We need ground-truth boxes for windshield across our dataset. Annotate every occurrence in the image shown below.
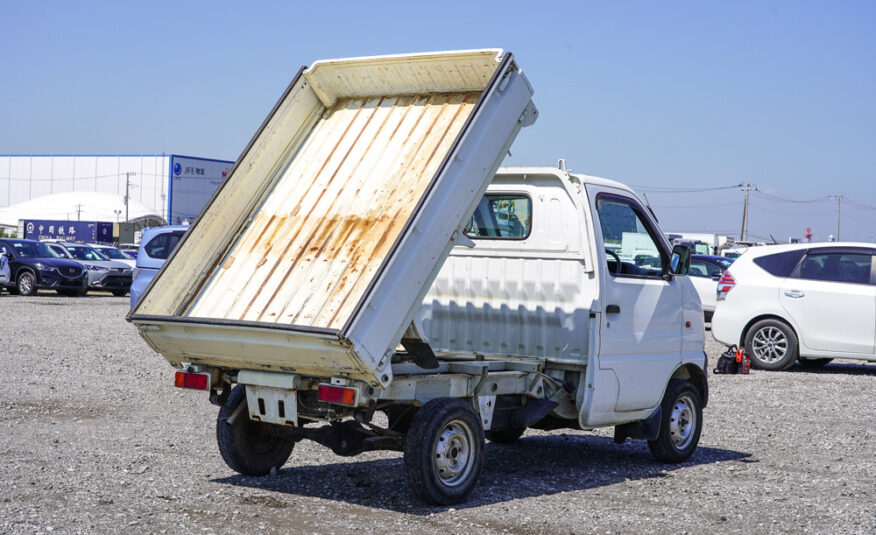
[97,247,131,260]
[65,245,109,261]
[7,241,62,259]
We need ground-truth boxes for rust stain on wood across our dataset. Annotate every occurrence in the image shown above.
[184,91,478,329]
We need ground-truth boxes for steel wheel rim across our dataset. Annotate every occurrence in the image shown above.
[669,394,696,450]
[752,326,788,363]
[19,274,33,294]
[433,418,475,487]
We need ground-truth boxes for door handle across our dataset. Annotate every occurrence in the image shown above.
[784,290,805,298]
[606,304,621,314]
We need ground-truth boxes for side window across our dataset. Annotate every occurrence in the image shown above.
[596,195,665,278]
[464,194,532,239]
[753,250,804,277]
[796,253,872,284]
[144,232,183,260]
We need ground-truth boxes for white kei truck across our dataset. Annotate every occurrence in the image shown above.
[128,49,708,505]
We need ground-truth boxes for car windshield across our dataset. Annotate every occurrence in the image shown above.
[98,247,131,260]
[65,246,109,261]
[8,241,62,259]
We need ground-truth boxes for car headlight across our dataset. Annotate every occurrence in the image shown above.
[34,262,58,272]
[87,265,108,272]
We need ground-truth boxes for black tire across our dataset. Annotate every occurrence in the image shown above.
[647,379,703,464]
[17,271,37,296]
[799,358,833,370]
[745,319,798,371]
[216,385,294,476]
[112,289,128,297]
[404,398,485,505]
[485,427,526,444]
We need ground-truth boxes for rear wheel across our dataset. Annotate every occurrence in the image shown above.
[216,385,294,476]
[404,398,485,505]
[648,379,703,463]
[17,272,36,296]
[745,319,798,370]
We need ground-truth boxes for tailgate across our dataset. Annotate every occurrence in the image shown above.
[129,49,537,387]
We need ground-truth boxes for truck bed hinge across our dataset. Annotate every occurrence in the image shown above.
[400,323,439,370]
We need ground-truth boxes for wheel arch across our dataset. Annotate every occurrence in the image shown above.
[16,266,36,280]
[670,364,708,408]
[740,314,798,348]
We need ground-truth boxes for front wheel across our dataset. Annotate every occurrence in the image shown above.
[17,272,37,296]
[216,385,294,476]
[745,319,798,370]
[648,379,703,463]
[404,398,485,505]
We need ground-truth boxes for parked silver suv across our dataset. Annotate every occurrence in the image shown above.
[44,242,133,296]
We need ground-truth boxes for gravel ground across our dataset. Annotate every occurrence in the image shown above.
[1,293,873,534]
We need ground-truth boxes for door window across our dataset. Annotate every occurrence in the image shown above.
[795,253,872,285]
[596,195,665,278]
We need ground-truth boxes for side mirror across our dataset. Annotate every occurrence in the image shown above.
[668,245,691,276]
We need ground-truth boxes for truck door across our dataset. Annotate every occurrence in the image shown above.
[589,187,683,412]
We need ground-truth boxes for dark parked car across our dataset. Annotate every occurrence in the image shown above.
[0,239,88,296]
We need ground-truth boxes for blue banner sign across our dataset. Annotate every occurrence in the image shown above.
[24,220,114,243]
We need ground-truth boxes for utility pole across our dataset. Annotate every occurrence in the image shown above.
[739,182,756,242]
[124,172,136,222]
[829,195,842,241]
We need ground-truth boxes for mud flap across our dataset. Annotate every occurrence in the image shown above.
[613,405,662,443]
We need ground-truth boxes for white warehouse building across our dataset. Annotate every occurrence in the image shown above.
[0,154,234,227]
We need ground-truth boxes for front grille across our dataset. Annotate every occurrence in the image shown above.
[102,275,132,288]
[60,266,82,277]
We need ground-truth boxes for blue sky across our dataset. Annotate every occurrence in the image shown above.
[2,1,875,241]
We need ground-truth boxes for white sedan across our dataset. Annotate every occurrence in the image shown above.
[711,242,876,370]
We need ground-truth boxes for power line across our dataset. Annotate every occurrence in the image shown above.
[751,191,829,204]
[632,184,741,193]
[749,202,835,217]
[842,199,876,211]
[650,201,742,209]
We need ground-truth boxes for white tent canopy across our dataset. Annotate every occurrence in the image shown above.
[0,191,164,228]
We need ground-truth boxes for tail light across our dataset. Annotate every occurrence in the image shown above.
[716,271,736,300]
[174,370,210,390]
[317,384,358,406]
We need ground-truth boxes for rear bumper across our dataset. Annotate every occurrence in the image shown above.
[710,304,748,347]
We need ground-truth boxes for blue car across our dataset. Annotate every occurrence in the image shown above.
[0,239,88,296]
[130,225,189,307]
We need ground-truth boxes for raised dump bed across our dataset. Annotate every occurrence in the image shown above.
[129,49,537,388]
